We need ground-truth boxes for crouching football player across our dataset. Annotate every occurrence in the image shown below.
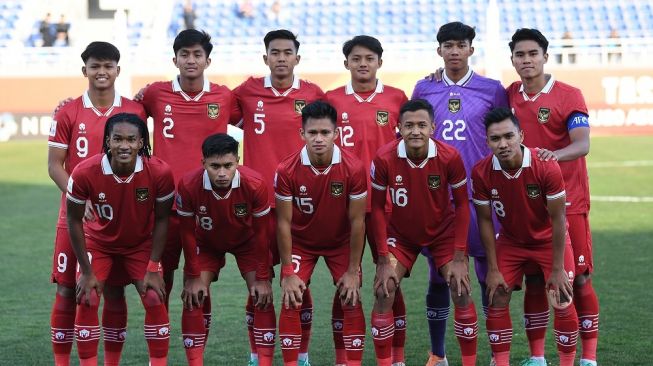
[66,113,174,365]
[176,133,275,366]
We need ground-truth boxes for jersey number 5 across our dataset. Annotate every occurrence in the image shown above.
[254,113,265,134]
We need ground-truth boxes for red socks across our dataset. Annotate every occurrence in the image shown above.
[331,292,346,364]
[254,303,277,366]
[299,288,313,356]
[454,302,478,366]
[102,296,128,366]
[554,306,578,366]
[486,306,512,366]
[182,306,206,365]
[51,293,75,366]
[246,297,257,354]
[279,306,302,365]
[203,294,212,343]
[371,311,394,366]
[575,279,599,361]
[142,289,170,362]
[391,290,406,364]
[342,303,365,365]
[75,290,101,361]
[524,280,549,357]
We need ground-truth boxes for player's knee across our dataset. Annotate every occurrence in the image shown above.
[449,288,472,307]
[142,289,162,308]
[490,288,510,308]
[342,302,363,312]
[56,284,75,298]
[80,290,101,308]
[573,272,590,287]
[374,282,397,303]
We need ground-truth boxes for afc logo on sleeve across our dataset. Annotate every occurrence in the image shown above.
[49,120,57,137]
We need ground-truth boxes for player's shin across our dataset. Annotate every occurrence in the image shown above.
[453,301,478,366]
[51,292,76,366]
[246,296,257,357]
[102,296,128,366]
[75,290,101,364]
[254,303,277,366]
[554,305,579,366]
[298,287,313,361]
[142,289,170,365]
[371,311,394,366]
[332,292,347,364]
[425,280,450,358]
[182,306,206,366]
[391,289,406,364]
[203,292,212,343]
[279,306,302,366]
[523,278,549,358]
[342,302,365,365]
[486,306,512,366]
[575,278,599,362]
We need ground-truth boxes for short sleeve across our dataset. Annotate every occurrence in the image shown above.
[66,167,89,204]
[273,166,293,201]
[447,149,468,190]
[348,161,367,200]
[543,160,566,201]
[155,162,175,203]
[494,84,510,109]
[175,179,195,217]
[370,155,388,191]
[140,84,156,117]
[251,179,271,217]
[563,88,589,119]
[230,82,245,126]
[471,165,490,206]
[48,107,72,149]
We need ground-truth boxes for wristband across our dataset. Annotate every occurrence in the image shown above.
[281,264,295,278]
[147,260,163,273]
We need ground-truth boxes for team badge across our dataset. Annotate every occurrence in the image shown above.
[376,110,389,126]
[448,99,461,113]
[428,175,441,190]
[135,188,149,202]
[526,184,541,199]
[537,107,550,124]
[207,103,220,119]
[331,181,344,197]
[234,203,248,217]
[294,100,306,114]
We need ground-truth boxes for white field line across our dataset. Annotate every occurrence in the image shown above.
[591,196,653,203]
[587,160,653,168]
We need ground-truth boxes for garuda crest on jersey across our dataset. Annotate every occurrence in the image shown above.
[448,99,461,113]
[376,110,389,126]
[294,100,306,114]
[207,103,220,119]
[526,184,541,199]
[234,203,248,217]
[135,187,149,202]
[428,175,441,190]
[537,107,550,124]
[331,181,344,197]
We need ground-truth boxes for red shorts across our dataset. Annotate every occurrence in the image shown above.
[567,213,593,275]
[80,239,152,287]
[197,237,258,278]
[387,235,454,277]
[496,235,575,289]
[289,243,358,285]
[51,227,77,288]
[161,213,182,273]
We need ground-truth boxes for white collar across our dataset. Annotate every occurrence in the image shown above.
[344,79,384,103]
[202,169,241,190]
[443,68,474,86]
[492,145,531,179]
[519,74,556,102]
[172,74,211,101]
[300,145,341,175]
[397,139,436,168]
[264,75,300,96]
[101,154,143,183]
[82,90,122,116]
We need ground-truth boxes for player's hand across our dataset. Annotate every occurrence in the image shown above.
[53,97,73,116]
[546,267,573,305]
[83,200,96,222]
[535,147,558,161]
[142,271,167,303]
[447,258,471,297]
[250,280,273,309]
[425,67,444,82]
[281,274,306,310]
[76,272,101,305]
[336,270,361,306]
[485,269,508,306]
[373,260,399,298]
[132,84,150,101]
[181,277,207,310]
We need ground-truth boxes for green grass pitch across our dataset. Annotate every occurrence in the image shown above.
[0,135,651,365]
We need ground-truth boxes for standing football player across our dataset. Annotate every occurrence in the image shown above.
[370,99,478,366]
[472,107,578,366]
[67,113,174,366]
[275,101,367,366]
[507,28,598,366]
[47,42,146,366]
[324,35,408,366]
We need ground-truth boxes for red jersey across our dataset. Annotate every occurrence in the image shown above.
[48,91,147,228]
[371,139,467,246]
[176,166,270,252]
[274,145,367,248]
[232,75,325,205]
[325,81,407,211]
[141,76,234,185]
[507,77,590,214]
[471,147,566,245]
[66,154,175,251]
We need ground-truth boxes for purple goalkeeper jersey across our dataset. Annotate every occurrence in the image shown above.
[412,69,508,193]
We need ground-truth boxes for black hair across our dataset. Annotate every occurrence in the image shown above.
[81,41,120,63]
[173,29,213,56]
[102,113,151,158]
[301,100,337,127]
[437,21,476,45]
[509,28,549,53]
[483,107,521,130]
[399,99,434,122]
[342,35,383,58]
[202,133,239,158]
[264,29,300,52]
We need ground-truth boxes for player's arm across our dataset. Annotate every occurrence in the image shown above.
[370,178,398,298]
[336,194,365,306]
[537,112,590,162]
[229,84,244,126]
[250,212,273,308]
[448,180,471,296]
[143,189,173,301]
[47,147,69,192]
[276,196,306,309]
[178,212,207,310]
[545,193,573,301]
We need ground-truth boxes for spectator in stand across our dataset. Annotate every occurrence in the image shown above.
[55,15,70,46]
[183,0,196,30]
[40,13,55,47]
